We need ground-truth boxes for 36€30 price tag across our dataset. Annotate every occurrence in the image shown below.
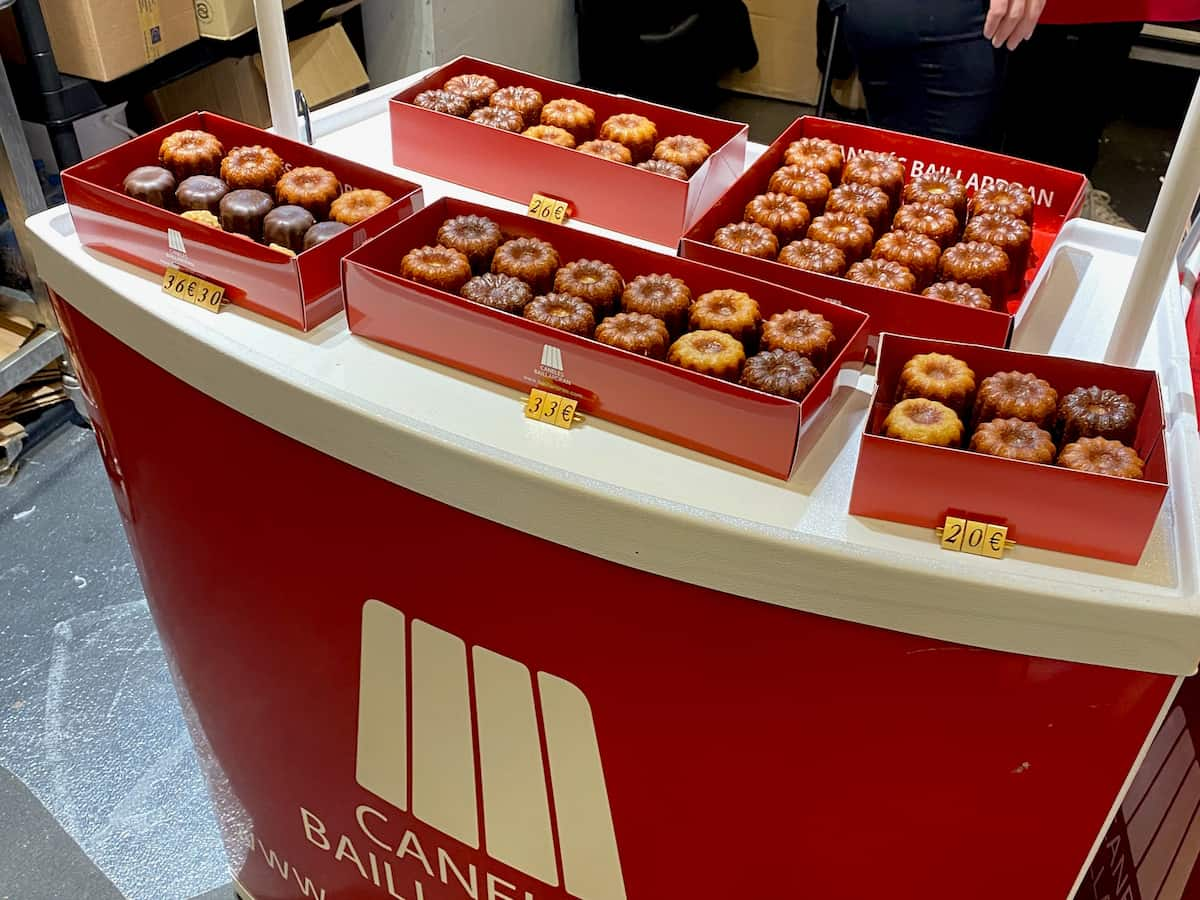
[524,388,580,429]
[939,515,1012,559]
[527,193,570,225]
[162,267,225,313]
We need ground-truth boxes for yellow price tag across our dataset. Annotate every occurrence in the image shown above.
[937,516,1012,558]
[162,267,225,313]
[527,193,570,225]
[524,388,580,429]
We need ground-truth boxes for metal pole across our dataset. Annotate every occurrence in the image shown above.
[254,0,300,140]
[817,14,840,119]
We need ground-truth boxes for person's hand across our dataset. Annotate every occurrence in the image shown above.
[984,0,1047,50]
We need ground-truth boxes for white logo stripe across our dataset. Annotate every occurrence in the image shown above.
[410,620,480,848]
[356,600,408,811]
[472,647,560,886]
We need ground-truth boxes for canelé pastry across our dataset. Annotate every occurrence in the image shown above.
[768,166,832,217]
[330,189,392,226]
[667,330,745,381]
[491,237,561,294]
[414,88,472,117]
[621,273,692,335]
[653,135,711,175]
[175,175,227,214]
[826,183,890,234]
[744,193,811,244]
[262,205,315,253]
[437,214,503,274]
[1057,437,1144,479]
[847,258,917,293]
[740,349,820,401]
[218,189,274,241]
[181,210,220,228]
[220,145,285,191]
[158,129,222,179]
[807,212,874,265]
[123,166,176,208]
[971,418,1057,463]
[594,312,670,359]
[883,398,963,447]
[523,293,595,337]
[871,230,941,289]
[964,212,1033,293]
[973,371,1058,430]
[778,239,847,277]
[461,273,533,314]
[636,158,687,179]
[1057,387,1137,444]
[523,125,576,149]
[713,221,779,259]
[577,140,633,164]
[401,245,473,293]
[540,98,595,143]
[971,183,1034,225]
[598,113,657,162]
[842,151,906,209]
[897,352,976,415]
[893,202,959,250]
[938,241,1010,308]
[303,221,348,250]
[554,259,624,316]
[902,174,968,221]
[469,106,525,132]
[782,137,844,184]
[689,290,762,347]
[275,166,340,220]
[490,86,544,128]
[443,73,499,109]
[761,309,836,367]
[922,281,993,311]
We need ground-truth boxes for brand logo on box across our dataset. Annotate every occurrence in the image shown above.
[167,228,186,255]
[540,345,564,373]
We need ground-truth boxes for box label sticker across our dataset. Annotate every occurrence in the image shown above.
[138,0,163,62]
[528,194,570,225]
[163,267,225,314]
[524,388,580,429]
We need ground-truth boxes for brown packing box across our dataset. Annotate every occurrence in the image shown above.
[193,0,303,40]
[40,0,199,82]
[721,0,821,104]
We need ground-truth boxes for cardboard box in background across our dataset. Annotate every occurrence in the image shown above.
[39,0,200,82]
[193,0,303,40]
[721,0,820,104]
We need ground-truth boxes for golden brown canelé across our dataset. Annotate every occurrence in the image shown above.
[897,352,976,415]
[768,166,833,217]
[158,129,223,179]
[871,230,942,289]
[491,237,561,294]
[219,145,285,191]
[882,398,963,447]
[577,140,633,165]
[523,125,576,149]
[974,371,1059,430]
[744,192,811,245]
[621,273,692,335]
[842,151,906,209]
[460,272,533,314]
[778,239,847,277]
[636,158,687,179]
[1057,437,1144,479]
[761,309,836,367]
[540,98,596,143]
[653,135,711,175]
[893,202,960,250]
[437,214,503,273]
[740,349,820,401]
[689,290,762,347]
[902,174,968,221]
[971,418,1057,463]
[469,106,525,132]
[400,245,473,293]
[667,330,746,381]
[713,221,779,259]
[846,259,916,293]
[807,212,875,265]
[598,113,658,162]
[1057,387,1138,444]
[594,312,670,359]
[554,259,625,316]
[922,281,993,310]
[443,73,500,109]
[938,241,1010,308]
[523,293,595,336]
[414,89,472,117]
[971,183,1034,225]
[826,183,891,235]
[490,86,544,127]
[275,166,341,220]
[782,137,844,184]
[330,189,392,226]
[964,212,1033,293]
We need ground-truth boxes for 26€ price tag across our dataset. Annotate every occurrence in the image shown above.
[938,516,1012,559]
[527,194,570,225]
[524,388,580,429]
[162,267,225,313]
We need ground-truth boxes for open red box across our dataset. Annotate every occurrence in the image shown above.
[682,117,1088,350]
[848,334,1169,564]
[61,111,423,331]
[342,197,869,479]
[389,56,748,247]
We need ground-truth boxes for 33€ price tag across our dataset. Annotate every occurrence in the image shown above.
[162,267,225,313]
[527,194,570,225]
[524,388,580,429]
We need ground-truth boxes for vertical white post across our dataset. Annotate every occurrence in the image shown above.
[253,0,299,140]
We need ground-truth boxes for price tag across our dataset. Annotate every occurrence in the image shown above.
[162,267,225,313]
[937,516,1013,559]
[524,388,580,429]
[527,193,570,225]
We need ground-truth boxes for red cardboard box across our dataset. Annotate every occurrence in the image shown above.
[682,117,1088,349]
[388,56,748,247]
[343,197,869,479]
[62,111,423,331]
[848,334,1168,564]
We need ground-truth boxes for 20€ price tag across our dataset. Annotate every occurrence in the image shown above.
[527,194,570,225]
[938,516,1012,559]
[162,267,225,313]
[524,388,580,429]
